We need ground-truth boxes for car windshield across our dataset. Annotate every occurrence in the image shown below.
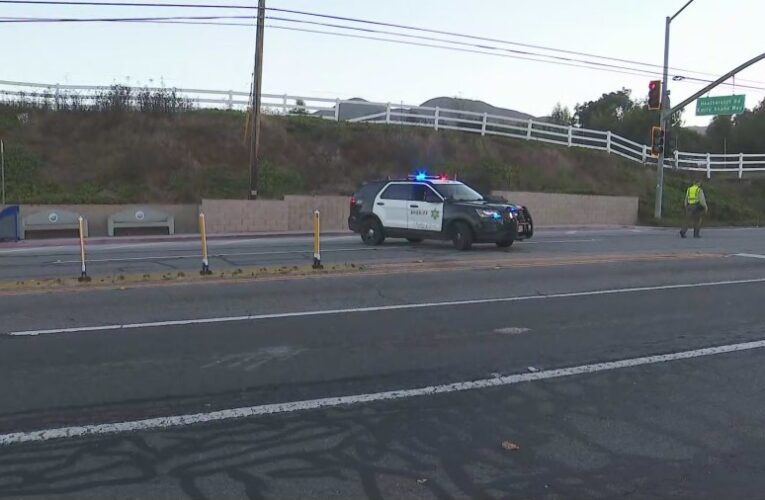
[433,183,484,202]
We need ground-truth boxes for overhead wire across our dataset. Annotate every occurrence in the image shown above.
[1,0,764,87]
[3,13,764,95]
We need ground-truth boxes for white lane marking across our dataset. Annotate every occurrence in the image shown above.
[43,239,595,263]
[523,238,599,245]
[7,277,765,337]
[2,338,765,446]
[50,247,385,265]
[734,253,765,260]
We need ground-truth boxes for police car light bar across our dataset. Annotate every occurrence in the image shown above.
[409,173,449,181]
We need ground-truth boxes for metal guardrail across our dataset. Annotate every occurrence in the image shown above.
[1,79,764,178]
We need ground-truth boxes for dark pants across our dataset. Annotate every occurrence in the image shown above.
[681,204,704,237]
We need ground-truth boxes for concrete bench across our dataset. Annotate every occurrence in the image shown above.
[108,207,175,236]
[23,209,88,239]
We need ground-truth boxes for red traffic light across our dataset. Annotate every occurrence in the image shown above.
[648,80,662,110]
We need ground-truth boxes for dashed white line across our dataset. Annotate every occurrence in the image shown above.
[2,338,764,446]
[6,277,765,337]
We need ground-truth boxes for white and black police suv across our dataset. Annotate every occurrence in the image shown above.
[348,174,533,250]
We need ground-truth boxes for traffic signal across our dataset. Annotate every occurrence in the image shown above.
[648,80,662,110]
[651,126,664,156]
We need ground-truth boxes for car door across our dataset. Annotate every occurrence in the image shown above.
[374,183,412,229]
[409,184,445,232]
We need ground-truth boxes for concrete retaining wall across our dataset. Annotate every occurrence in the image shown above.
[200,199,288,233]
[19,204,199,237]
[200,197,350,234]
[493,191,639,226]
[17,191,638,238]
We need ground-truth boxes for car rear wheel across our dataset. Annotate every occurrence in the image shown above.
[451,221,473,251]
[406,238,423,244]
[360,218,385,246]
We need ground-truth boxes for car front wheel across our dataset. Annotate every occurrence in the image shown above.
[451,221,473,251]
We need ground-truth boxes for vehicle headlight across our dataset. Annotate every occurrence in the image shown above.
[476,209,502,220]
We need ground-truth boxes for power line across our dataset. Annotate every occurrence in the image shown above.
[2,0,764,87]
[5,14,765,94]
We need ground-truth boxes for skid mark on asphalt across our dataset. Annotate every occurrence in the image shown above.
[494,327,531,335]
[2,338,765,445]
[202,346,304,371]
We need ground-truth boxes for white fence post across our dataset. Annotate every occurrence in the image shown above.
[334,99,340,121]
[434,107,440,131]
[739,152,744,179]
[606,131,612,154]
[481,112,487,136]
[674,149,679,170]
[641,145,647,163]
[567,126,573,147]
[386,103,391,124]
[706,152,712,179]
[526,119,533,139]
[227,91,233,110]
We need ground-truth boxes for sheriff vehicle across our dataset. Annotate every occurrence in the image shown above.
[348,174,533,250]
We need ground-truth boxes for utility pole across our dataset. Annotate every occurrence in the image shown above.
[249,0,266,200]
[654,0,696,220]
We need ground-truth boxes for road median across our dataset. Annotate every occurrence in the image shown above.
[0,251,724,295]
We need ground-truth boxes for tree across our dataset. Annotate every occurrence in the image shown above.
[549,103,574,126]
[574,88,634,131]
[707,115,733,153]
[290,99,308,115]
[573,88,686,146]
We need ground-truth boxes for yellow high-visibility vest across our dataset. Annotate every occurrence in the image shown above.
[687,185,700,204]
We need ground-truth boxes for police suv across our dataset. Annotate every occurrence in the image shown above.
[348,175,533,250]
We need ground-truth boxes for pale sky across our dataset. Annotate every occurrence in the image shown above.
[2,0,764,126]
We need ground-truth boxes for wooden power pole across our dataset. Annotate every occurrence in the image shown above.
[249,0,266,199]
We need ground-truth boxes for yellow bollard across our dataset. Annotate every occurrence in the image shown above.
[312,210,323,269]
[199,212,212,275]
[77,216,90,282]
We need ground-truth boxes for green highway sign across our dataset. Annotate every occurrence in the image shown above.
[696,95,746,116]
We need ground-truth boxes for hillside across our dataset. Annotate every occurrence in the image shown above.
[314,96,534,121]
[0,105,763,225]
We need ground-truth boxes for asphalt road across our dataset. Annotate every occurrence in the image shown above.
[1,226,765,281]
[1,228,765,498]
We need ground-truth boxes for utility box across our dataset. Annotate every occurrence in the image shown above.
[0,205,21,241]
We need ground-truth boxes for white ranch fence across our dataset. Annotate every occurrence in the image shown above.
[1,79,763,178]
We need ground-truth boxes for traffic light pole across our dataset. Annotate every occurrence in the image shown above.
[654,0,696,220]
[654,15,671,220]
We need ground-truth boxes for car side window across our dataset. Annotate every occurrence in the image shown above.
[412,184,442,203]
[380,184,412,200]
[424,187,442,203]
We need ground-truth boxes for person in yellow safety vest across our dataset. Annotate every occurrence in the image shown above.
[680,179,708,238]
